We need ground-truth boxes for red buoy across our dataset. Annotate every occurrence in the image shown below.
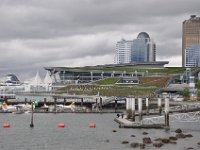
[3,123,11,128]
[57,123,65,128]
[89,123,96,128]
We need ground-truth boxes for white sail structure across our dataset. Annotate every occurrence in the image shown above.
[25,71,53,92]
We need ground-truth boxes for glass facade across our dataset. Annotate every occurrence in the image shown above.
[185,44,200,67]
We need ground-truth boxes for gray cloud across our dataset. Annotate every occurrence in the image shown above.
[0,0,200,79]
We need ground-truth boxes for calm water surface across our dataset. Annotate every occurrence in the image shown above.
[0,113,200,150]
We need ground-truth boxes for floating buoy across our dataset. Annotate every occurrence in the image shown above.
[3,123,11,128]
[57,123,65,128]
[89,123,96,128]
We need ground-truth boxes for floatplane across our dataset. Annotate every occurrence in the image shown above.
[0,102,32,113]
[56,102,76,112]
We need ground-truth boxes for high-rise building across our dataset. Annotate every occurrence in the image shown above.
[182,15,200,67]
[185,44,200,67]
[114,39,132,64]
[115,32,156,64]
[132,32,156,63]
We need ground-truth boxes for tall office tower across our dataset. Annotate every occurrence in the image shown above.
[182,15,200,67]
[114,39,132,64]
[132,32,156,62]
[115,32,156,64]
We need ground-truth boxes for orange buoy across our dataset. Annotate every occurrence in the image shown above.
[57,123,65,128]
[3,123,11,128]
[89,123,96,128]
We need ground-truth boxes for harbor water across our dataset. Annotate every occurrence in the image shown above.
[0,113,200,150]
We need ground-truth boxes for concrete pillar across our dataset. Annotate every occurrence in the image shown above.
[126,98,132,119]
[138,98,142,121]
[90,72,93,81]
[164,98,170,128]
[146,98,149,115]
[158,98,162,115]
[101,72,104,79]
[131,98,135,121]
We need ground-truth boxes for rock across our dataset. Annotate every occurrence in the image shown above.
[130,135,136,137]
[175,128,182,133]
[130,142,139,148]
[187,147,194,150]
[143,137,152,144]
[161,138,170,144]
[197,142,200,145]
[121,140,129,144]
[169,136,177,141]
[169,141,177,144]
[176,133,186,139]
[142,132,148,135]
[153,142,163,148]
[139,143,145,149]
[185,134,193,138]
[104,139,110,143]
[154,138,162,141]
[112,130,117,132]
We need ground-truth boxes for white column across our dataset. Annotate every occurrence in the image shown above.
[138,98,142,121]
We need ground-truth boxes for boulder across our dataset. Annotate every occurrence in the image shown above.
[143,137,152,144]
[187,147,194,149]
[121,140,129,144]
[139,143,145,149]
[112,130,117,132]
[169,141,177,144]
[130,142,139,148]
[142,132,148,135]
[176,133,186,139]
[169,136,177,141]
[130,135,136,137]
[175,128,182,133]
[185,134,193,138]
[197,142,200,145]
[161,138,170,144]
[153,142,163,148]
[154,138,162,141]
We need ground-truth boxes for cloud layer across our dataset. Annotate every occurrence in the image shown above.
[0,0,199,80]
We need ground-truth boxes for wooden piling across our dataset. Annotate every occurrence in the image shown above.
[81,98,83,107]
[64,98,66,106]
[54,98,57,113]
[44,98,47,105]
[30,102,34,128]
[164,98,169,128]
[99,97,102,111]
[158,98,162,115]
[114,100,117,112]
[25,98,27,104]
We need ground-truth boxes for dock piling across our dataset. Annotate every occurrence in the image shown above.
[64,98,66,106]
[81,98,83,107]
[54,98,57,113]
[30,102,34,128]
[164,98,170,128]
[100,97,102,111]
[145,98,149,115]
[114,100,118,112]
[138,98,143,121]
[158,98,162,115]
[131,98,135,121]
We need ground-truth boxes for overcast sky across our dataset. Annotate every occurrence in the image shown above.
[0,0,199,80]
